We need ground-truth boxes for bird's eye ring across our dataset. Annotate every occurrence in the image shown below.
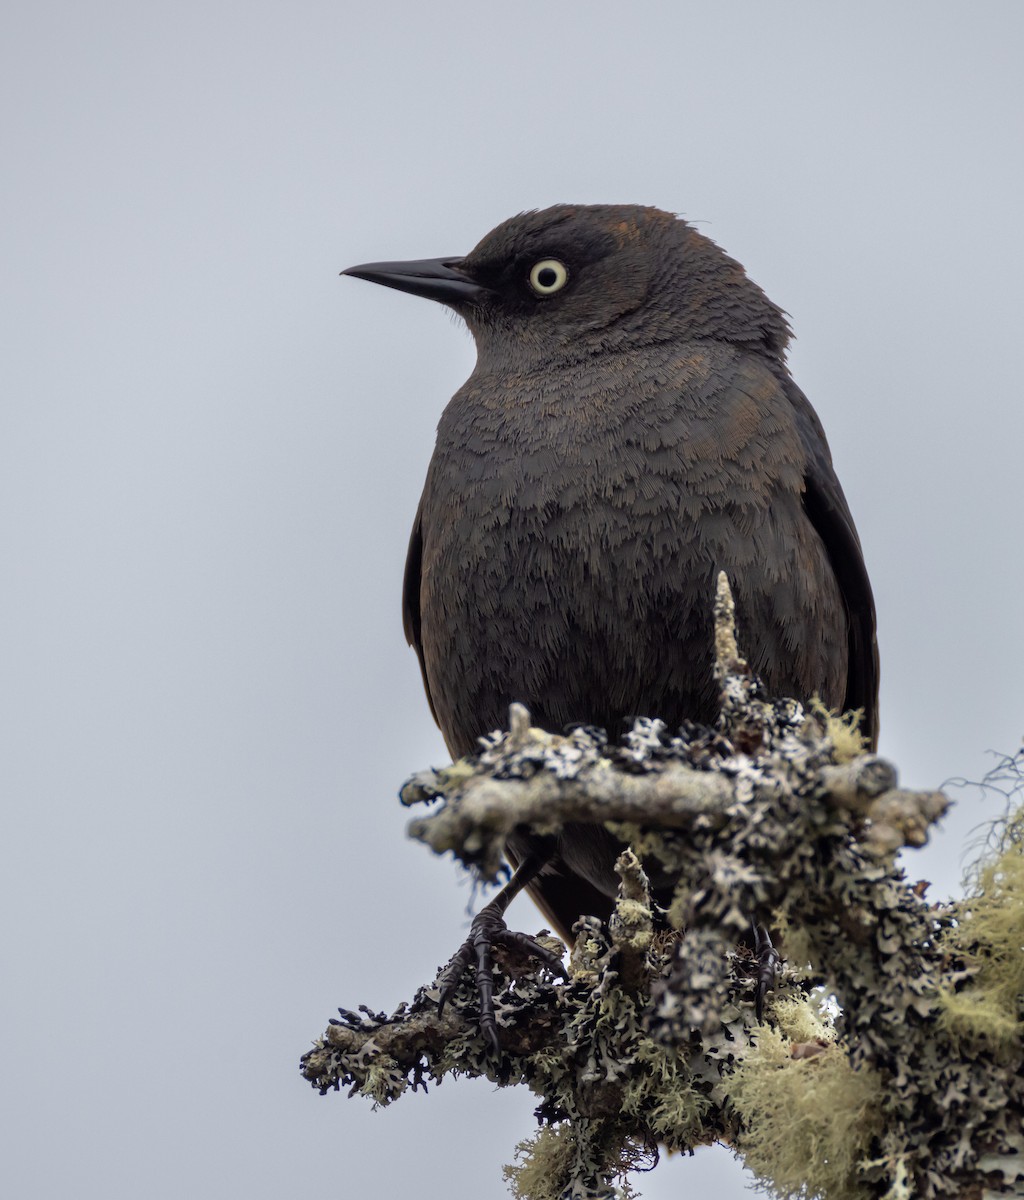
[528,259,569,296]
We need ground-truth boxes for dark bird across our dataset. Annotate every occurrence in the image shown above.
[344,205,878,1042]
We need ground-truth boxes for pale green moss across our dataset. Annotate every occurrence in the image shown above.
[809,699,870,763]
[724,998,884,1200]
[503,1126,642,1200]
[359,1054,408,1105]
[504,1127,579,1200]
[621,1036,711,1147]
[937,807,1024,1054]
[935,987,1019,1048]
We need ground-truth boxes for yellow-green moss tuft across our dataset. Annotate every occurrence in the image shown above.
[359,1054,408,1106]
[938,811,1024,1053]
[504,1127,578,1200]
[809,699,870,763]
[725,997,883,1199]
[623,1036,711,1147]
[502,1126,640,1200]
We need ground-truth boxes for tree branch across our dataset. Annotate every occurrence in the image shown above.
[301,574,1024,1200]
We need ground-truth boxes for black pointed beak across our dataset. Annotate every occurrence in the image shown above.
[341,256,489,305]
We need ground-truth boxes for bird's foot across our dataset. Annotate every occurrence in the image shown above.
[437,903,568,1054]
[753,923,783,1020]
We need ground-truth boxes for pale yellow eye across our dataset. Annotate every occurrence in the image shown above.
[528,258,569,296]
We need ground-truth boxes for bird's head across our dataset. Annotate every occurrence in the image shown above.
[344,204,790,367]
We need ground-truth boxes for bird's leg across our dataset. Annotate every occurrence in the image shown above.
[753,921,783,1020]
[437,850,568,1054]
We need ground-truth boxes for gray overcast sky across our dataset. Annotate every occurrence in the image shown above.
[2,3,1022,1198]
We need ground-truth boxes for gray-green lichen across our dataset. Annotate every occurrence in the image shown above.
[302,575,1024,1199]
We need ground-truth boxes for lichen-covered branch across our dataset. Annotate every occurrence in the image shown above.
[302,575,1024,1200]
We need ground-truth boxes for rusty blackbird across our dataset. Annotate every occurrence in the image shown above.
[344,205,878,1027]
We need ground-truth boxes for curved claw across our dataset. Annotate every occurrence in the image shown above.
[436,940,475,1017]
[437,902,567,1054]
[754,923,783,1021]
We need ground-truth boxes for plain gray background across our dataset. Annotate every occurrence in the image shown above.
[3,3,1022,1197]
